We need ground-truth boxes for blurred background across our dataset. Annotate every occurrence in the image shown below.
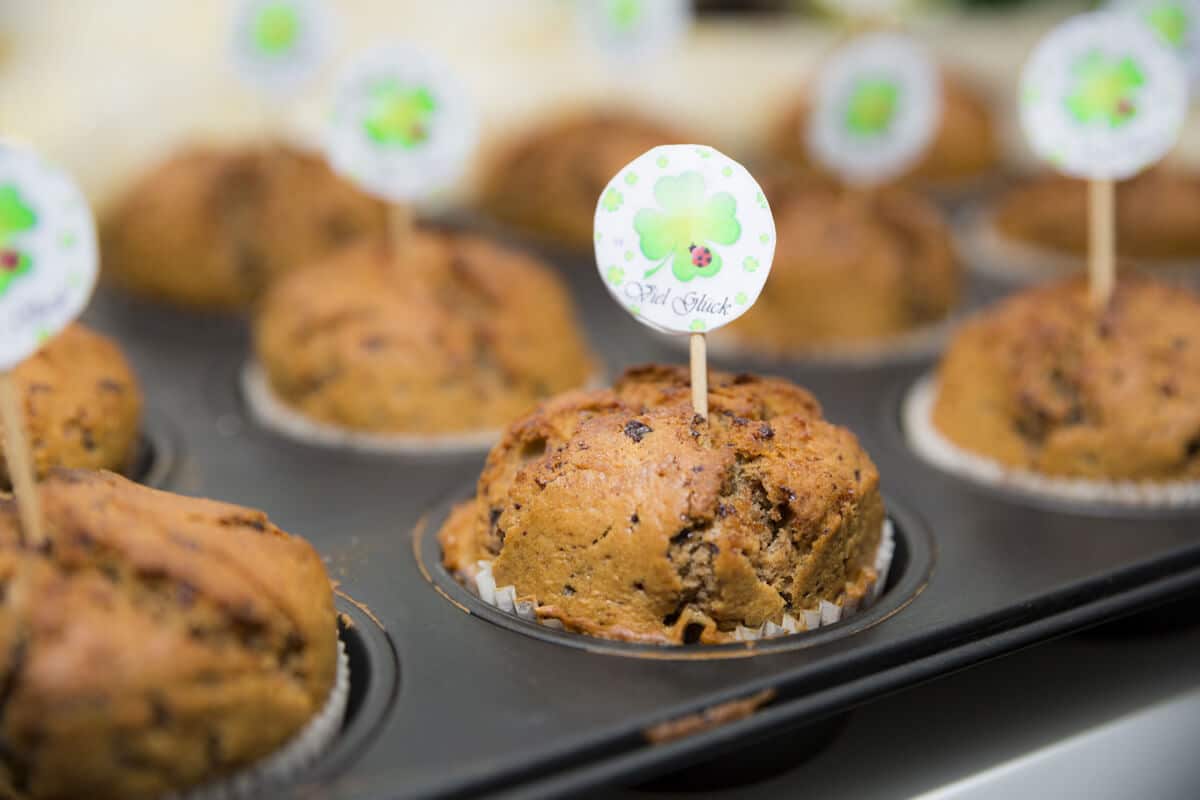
[11,0,1197,213]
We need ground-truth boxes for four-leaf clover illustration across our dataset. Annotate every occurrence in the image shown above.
[364,80,438,148]
[1066,51,1145,128]
[0,185,36,298]
[254,3,301,56]
[634,171,740,282]
[607,0,643,32]
[601,187,624,212]
[845,77,900,137]
[1147,3,1189,48]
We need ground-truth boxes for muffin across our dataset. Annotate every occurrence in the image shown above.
[725,174,960,354]
[440,365,886,644]
[1,324,142,489]
[988,170,1200,265]
[252,230,597,438]
[769,72,1000,190]
[928,277,1200,482]
[0,469,339,799]
[478,111,684,250]
[102,143,386,311]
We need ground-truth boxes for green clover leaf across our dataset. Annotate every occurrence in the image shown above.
[689,319,706,332]
[601,187,624,212]
[608,0,643,32]
[253,3,301,56]
[735,291,748,305]
[607,265,625,286]
[633,171,741,282]
[1066,52,1145,129]
[845,77,900,137]
[0,184,37,299]
[742,256,759,273]
[1147,3,1189,48]
[624,172,638,186]
[364,80,437,148]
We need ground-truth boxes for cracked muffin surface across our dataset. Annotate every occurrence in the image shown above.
[727,174,960,350]
[0,469,337,800]
[991,170,1200,263]
[769,73,999,188]
[254,230,596,435]
[478,112,684,250]
[439,365,884,644]
[102,143,386,311]
[932,278,1200,480]
[1,324,142,489]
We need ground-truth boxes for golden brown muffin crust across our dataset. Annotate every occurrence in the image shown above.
[102,144,386,311]
[992,170,1200,262]
[1,324,142,489]
[479,112,685,250]
[440,365,884,644]
[0,470,337,800]
[933,278,1200,480]
[769,72,1000,187]
[254,230,597,434]
[728,175,960,350]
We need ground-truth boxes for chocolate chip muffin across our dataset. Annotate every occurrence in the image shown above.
[253,230,597,436]
[440,365,885,644]
[0,469,338,799]
[932,278,1200,480]
[1,324,142,490]
[990,170,1200,264]
[102,143,386,311]
[769,72,1000,189]
[478,112,684,250]
[726,174,960,352]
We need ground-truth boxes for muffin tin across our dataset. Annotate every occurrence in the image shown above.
[79,233,1200,798]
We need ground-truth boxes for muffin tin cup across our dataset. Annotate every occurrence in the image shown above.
[177,640,351,800]
[903,374,1200,509]
[956,206,1200,287]
[466,519,896,643]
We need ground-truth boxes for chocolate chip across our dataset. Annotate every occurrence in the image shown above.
[731,416,749,427]
[97,379,124,394]
[756,423,775,440]
[562,585,576,596]
[623,420,653,443]
[176,582,197,608]
[630,513,640,524]
[716,503,733,518]
[361,336,387,352]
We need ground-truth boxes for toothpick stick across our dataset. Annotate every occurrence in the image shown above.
[0,372,43,548]
[388,202,414,263]
[690,333,708,420]
[1088,178,1115,309]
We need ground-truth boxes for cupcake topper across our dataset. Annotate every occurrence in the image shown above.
[229,0,334,99]
[807,31,941,187]
[1020,11,1187,307]
[595,145,776,419]
[576,0,693,64]
[327,44,478,257]
[1110,0,1200,92]
[0,145,99,547]
[812,0,919,26]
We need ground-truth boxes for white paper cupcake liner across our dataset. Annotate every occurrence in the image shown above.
[171,637,350,800]
[243,361,608,455]
[904,375,1200,508]
[469,519,894,643]
[958,206,1200,287]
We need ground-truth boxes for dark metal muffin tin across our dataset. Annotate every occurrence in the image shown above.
[80,230,1200,798]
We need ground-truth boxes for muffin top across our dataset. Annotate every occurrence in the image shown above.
[478,111,684,249]
[728,174,960,350]
[0,469,337,800]
[102,143,386,311]
[1,324,142,489]
[991,170,1200,262]
[254,230,597,435]
[769,72,1000,188]
[440,365,884,644]
[932,278,1200,480]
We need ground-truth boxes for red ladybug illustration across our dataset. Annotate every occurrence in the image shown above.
[0,250,19,271]
[689,244,712,268]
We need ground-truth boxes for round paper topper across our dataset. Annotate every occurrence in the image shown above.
[327,44,477,203]
[230,0,334,97]
[576,0,692,62]
[812,0,918,20]
[807,32,941,186]
[594,145,776,336]
[1020,11,1187,180]
[0,146,98,370]
[1110,0,1200,88]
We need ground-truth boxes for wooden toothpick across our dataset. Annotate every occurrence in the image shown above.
[1088,178,1116,309]
[388,202,414,265]
[690,333,708,420]
[0,372,43,548]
